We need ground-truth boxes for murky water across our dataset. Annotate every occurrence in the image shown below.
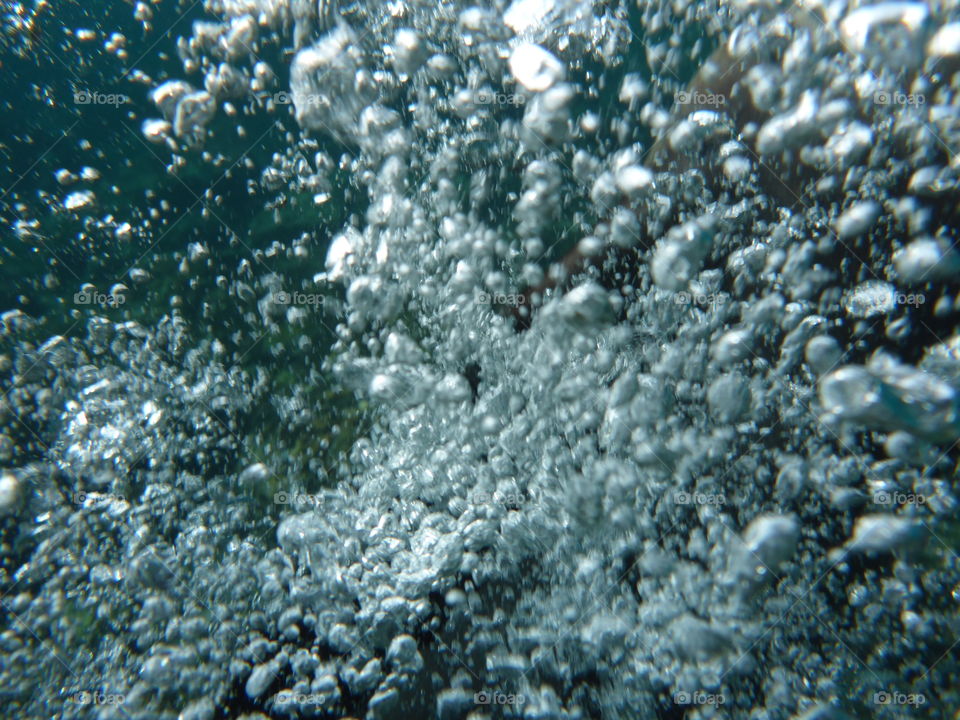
[1,0,960,718]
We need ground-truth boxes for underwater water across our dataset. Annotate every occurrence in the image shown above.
[2,0,960,717]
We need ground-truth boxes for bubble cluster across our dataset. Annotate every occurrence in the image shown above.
[2,0,960,718]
